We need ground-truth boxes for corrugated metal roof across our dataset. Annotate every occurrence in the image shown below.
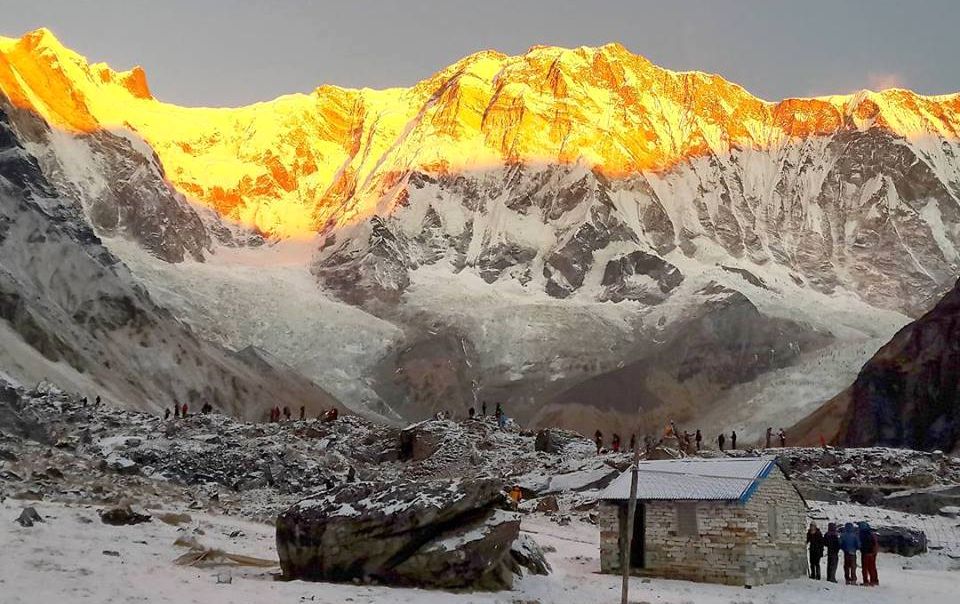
[600,456,777,503]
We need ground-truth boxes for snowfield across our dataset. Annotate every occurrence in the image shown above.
[2,500,958,604]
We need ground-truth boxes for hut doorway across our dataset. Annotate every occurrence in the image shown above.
[630,503,645,569]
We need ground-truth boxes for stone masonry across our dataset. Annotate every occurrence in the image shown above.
[599,466,807,586]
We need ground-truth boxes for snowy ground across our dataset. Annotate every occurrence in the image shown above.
[3,500,958,604]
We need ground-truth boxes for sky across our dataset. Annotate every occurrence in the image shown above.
[2,0,959,107]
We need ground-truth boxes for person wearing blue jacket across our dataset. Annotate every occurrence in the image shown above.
[839,522,860,585]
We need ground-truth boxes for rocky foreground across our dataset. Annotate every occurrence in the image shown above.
[3,379,960,591]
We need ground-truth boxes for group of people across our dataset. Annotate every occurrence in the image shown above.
[806,521,880,586]
[164,400,209,419]
[268,405,339,423]
[766,427,787,448]
[467,401,509,429]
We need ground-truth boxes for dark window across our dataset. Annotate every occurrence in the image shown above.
[676,503,698,537]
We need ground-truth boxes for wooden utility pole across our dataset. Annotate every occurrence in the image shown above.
[620,439,641,604]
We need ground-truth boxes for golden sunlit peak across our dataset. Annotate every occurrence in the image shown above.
[2,28,960,240]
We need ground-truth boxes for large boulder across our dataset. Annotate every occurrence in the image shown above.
[276,477,544,590]
[875,526,927,556]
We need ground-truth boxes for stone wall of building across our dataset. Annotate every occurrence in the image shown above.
[741,467,808,585]
[598,465,807,586]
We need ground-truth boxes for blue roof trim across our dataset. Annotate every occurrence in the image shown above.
[737,458,775,504]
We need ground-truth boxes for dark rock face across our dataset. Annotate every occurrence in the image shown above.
[1,98,211,263]
[99,505,151,526]
[600,250,684,303]
[276,477,541,590]
[838,279,960,452]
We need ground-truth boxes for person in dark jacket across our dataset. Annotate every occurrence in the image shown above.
[859,521,879,586]
[717,432,726,451]
[765,427,773,448]
[299,405,306,421]
[731,430,737,450]
[695,429,702,451]
[594,430,603,455]
[839,522,860,584]
[824,522,841,582]
[806,522,825,579]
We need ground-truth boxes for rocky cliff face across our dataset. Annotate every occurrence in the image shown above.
[830,279,960,453]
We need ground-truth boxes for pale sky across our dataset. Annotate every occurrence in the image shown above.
[2,0,958,107]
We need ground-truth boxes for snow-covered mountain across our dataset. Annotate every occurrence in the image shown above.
[1,28,958,437]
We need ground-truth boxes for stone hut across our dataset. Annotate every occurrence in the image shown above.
[598,456,807,586]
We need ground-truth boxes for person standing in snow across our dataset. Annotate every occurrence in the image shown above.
[778,428,786,448]
[283,406,291,421]
[731,430,737,450]
[164,408,171,420]
[765,427,773,448]
[840,522,860,584]
[95,395,101,406]
[594,430,603,455]
[717,432,726,451]
[181,402,188,418]
[695,429,702,451]
[629,434,636,452]
[201,401,212,414]
[299,405,305,421]
[611,433,621,453]
[468,407,476,420]
[858,521,879,586]
[173,402,180,419]
[807,522,825,580]
[824,522,841,583]
[481,401,487,417]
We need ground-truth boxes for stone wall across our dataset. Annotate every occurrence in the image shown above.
[598,466,807,586]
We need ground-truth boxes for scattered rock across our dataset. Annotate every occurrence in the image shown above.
[883,485,960,516]
[99,505,152,526]
[534,429,588,455]
[535,495,559,513]
[508,534,551,576]
[14,506,43,527]
[102,550,120,557]
[156,512,192,526]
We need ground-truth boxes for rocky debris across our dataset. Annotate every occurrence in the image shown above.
[156,512,192,526]
[535,495,560,513]
[509,533,551,576]
[939,506,960,518]
[534,429,591,455]
[881,485,960,516]
[14,506,42,527]
[875,526,928,557]
[772,447,960,494]
[276,477,545,590]
[99,505,151,526]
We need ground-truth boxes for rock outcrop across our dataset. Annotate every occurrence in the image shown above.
[276,477,545,590]
[830,279,960,452]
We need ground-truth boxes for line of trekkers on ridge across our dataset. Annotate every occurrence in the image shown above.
[160,402,341,423]
[592,421,792,455]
